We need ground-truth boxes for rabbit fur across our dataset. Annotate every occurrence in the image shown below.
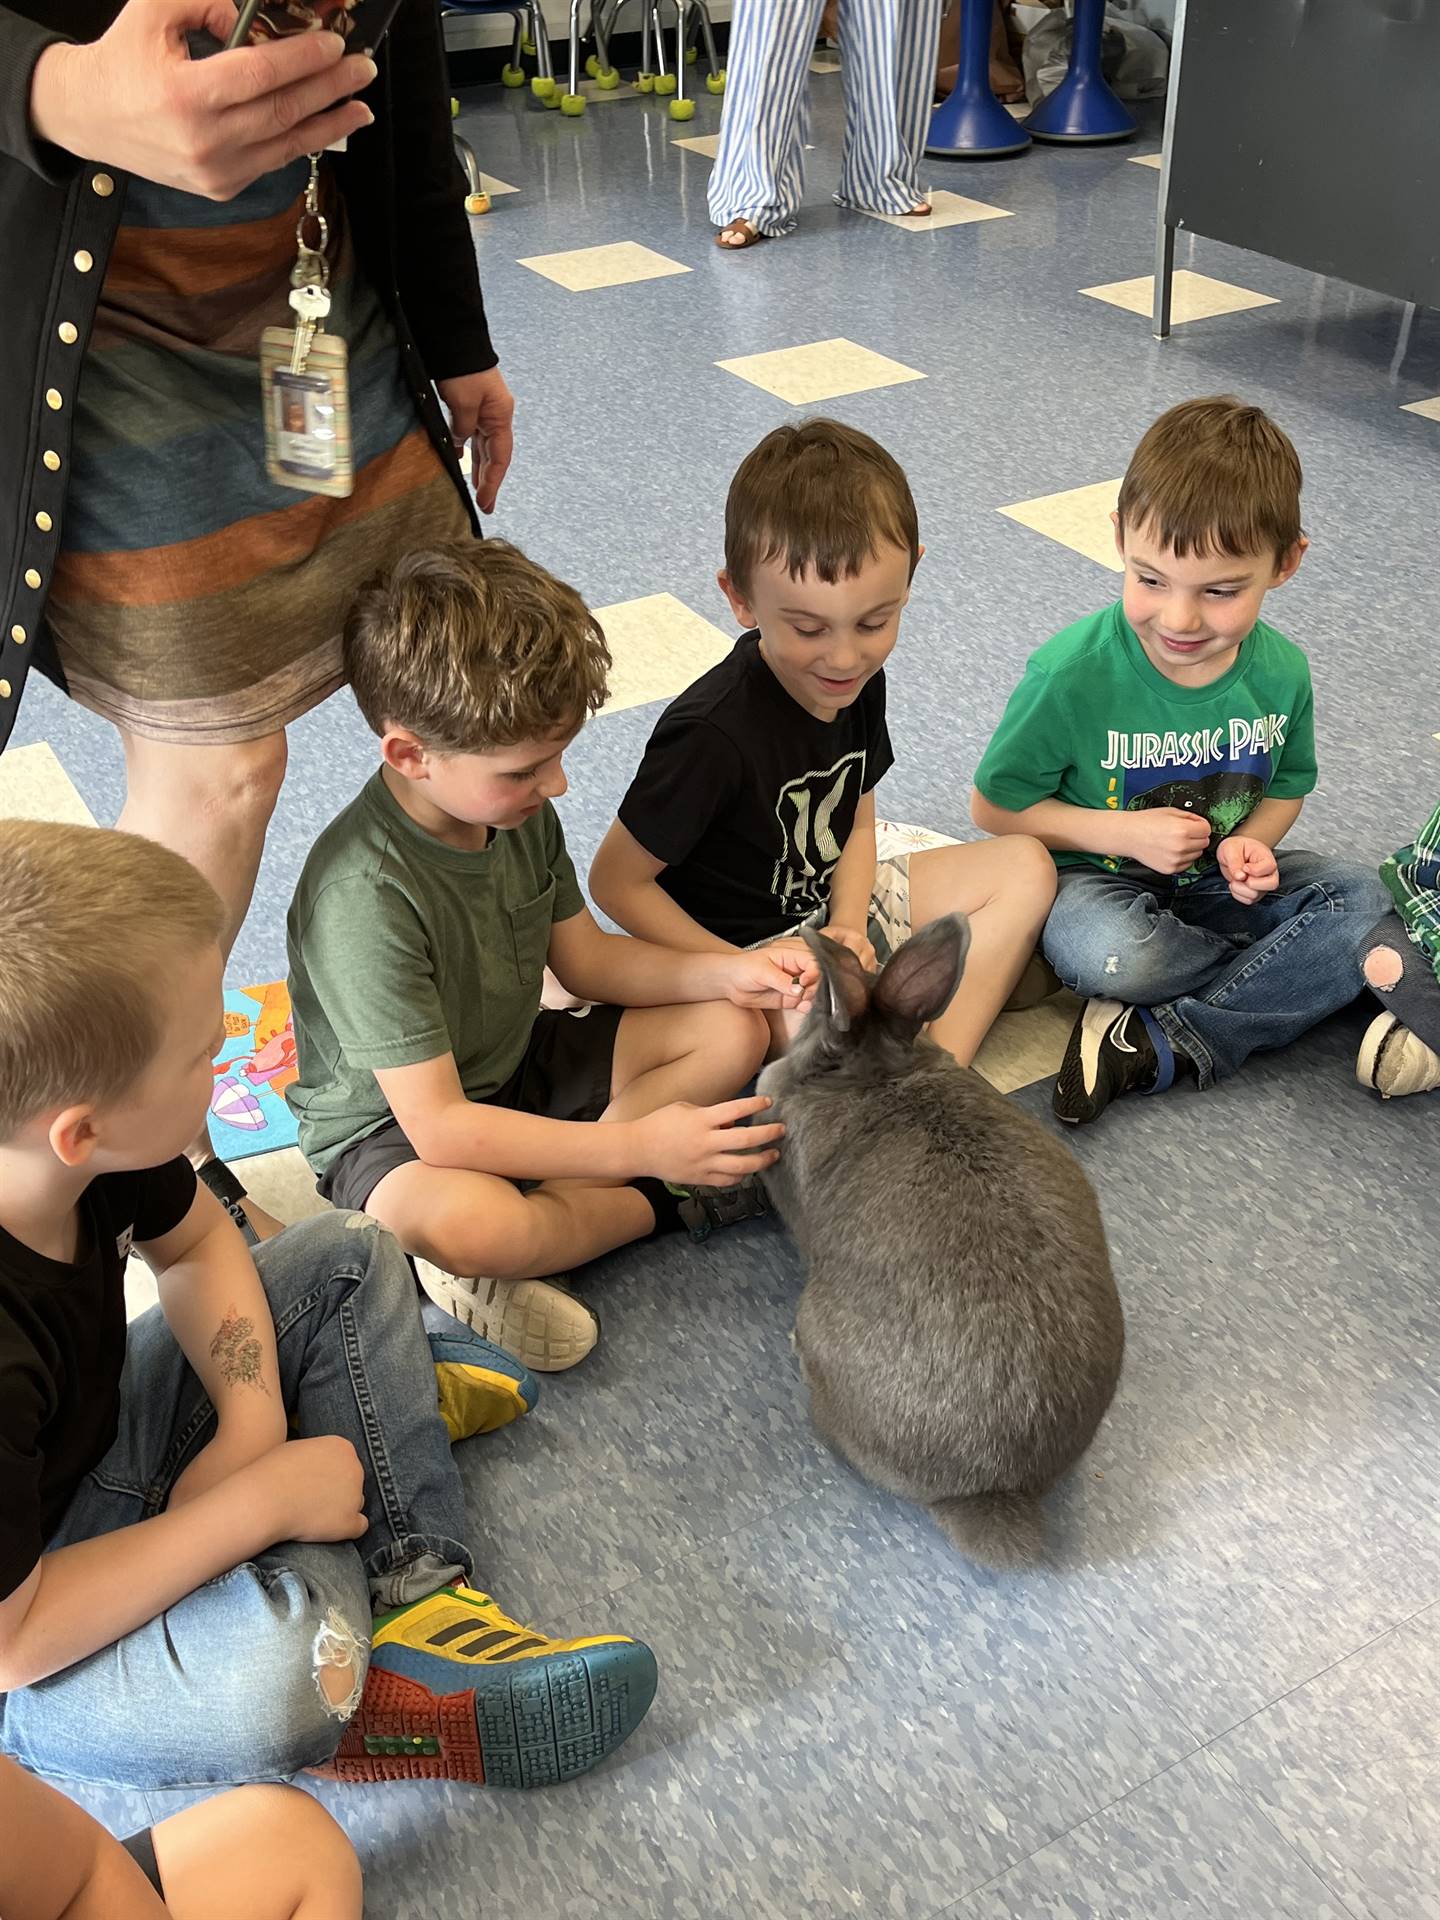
[758,913,1123,1569]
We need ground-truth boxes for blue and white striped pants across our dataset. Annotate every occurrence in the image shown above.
[707,0,943,235]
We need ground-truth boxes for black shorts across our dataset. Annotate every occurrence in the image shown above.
[319,1004,624,1214]
[121,1829,163,1896]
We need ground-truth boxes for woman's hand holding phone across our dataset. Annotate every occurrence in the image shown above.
[29,0,377,200]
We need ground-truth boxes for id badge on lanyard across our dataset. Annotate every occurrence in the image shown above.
[260,155,354,498]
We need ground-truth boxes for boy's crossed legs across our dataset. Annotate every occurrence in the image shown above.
[356,1000,771,1364]
[0,1213,655,1792]
[1045,850,1393,1124]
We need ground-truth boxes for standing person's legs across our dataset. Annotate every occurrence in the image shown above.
[116,731,288,966]
[116,727,289,1235]
[708,0,825,240]
[835,0,943,215]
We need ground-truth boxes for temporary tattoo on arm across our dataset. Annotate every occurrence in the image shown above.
[209,1308,270,1394]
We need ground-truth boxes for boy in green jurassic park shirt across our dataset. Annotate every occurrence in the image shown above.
[973,396,1390,1126]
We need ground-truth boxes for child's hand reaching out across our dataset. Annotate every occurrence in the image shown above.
[720,946,818,1011]
[1216,835,1280,905]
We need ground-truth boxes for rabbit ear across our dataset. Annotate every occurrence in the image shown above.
[873,913,971,1037]
[801,924,873,1032]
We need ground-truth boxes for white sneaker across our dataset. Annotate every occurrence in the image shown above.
[1356,1012,1440,1098]
[413,1261,599,1372]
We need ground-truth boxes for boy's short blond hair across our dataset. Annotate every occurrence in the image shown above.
[1117,395,1303,563]
[343,540,611,753]
[724,418,920,596]
[0,821,223,1137]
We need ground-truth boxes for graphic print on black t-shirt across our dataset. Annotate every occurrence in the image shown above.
[617,634,894,948]
[771,750,867,918]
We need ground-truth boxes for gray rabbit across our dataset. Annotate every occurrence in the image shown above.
[758,913,1123,1568]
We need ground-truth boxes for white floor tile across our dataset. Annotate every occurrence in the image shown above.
[1401,395,1440,422]
[717,338,925,406]
[973,993,1080,1095]
[1082,269,1279,323]
[861,188,1014,234]
[519,241,691,293]
[672,132,721,158]
[1128,151,1164,170]
[592,592,734,715]
[998,476,1124,572]
[0,741,96,825]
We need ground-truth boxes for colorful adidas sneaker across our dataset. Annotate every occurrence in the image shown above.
[317,1587,658,1788]
[414,1261,599,1372]
[427,1326,538,1442]
[1356,1011,1440,1098]
[1053,998,1163,1126]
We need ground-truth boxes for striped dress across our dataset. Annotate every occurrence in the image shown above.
[707,0,943,237]
[45,156,472,746]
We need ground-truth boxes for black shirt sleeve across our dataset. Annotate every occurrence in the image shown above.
[618,716,743,870]
[862,673,895,793]
[0,9,76,183]
[131,1156,199,1245]
[0,1362,46,1602]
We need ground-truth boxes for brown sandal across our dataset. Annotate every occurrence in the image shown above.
[715,218,766,249]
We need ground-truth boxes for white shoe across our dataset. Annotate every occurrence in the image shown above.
[413,1262,599,1371]
[1356,1012,1440,1098]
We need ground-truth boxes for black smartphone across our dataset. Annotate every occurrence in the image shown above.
[226,0,403,55]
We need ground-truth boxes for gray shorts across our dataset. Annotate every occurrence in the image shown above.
[319,1004,623,1213]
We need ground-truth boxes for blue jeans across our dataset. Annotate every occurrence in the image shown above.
[1043,851,1393,1088]
[0,1212,473,1790]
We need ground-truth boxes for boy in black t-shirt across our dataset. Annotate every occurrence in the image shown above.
[592,419,1058,1061]
[0,820,655,1792]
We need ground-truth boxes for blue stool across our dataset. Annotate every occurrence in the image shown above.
[1024,0,1136,144]
[440,0,557,101]
[926,0,1030,159]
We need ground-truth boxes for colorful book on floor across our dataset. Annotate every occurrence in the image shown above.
[208,981,299,1161]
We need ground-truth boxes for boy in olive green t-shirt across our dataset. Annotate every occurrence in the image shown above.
[972,396,1389,1126]
[287,542,815,1372]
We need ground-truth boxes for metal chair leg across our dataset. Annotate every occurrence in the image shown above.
[455,133,491,214]
[591,0,616,78]
[567,0,584,99]
[695,0,720,79]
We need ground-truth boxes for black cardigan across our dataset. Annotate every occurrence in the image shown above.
[0,0,490,752]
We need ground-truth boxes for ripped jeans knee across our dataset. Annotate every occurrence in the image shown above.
[1363,944,1404,992]
[313,1605,368,1720]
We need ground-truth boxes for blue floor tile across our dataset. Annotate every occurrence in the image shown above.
[952,1750,1355,1920]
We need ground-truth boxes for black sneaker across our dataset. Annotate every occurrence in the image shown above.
[667,1174,772,1242]
[1053,998,1158,1126]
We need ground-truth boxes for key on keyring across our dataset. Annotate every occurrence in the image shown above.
[288,284,332,373]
